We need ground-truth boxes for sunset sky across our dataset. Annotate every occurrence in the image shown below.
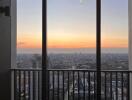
[17,0,128,51]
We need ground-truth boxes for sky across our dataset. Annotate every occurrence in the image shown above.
[17,0,128,53]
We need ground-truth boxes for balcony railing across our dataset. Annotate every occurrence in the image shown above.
[11,69,131,100]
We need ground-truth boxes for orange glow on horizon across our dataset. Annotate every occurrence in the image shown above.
[17,36,128,49]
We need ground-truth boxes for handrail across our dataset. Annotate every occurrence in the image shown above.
[48,69,132,72]
[10,68,42,71]
[10,68,132,72]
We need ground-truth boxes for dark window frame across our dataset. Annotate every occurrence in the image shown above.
[42,0,102,100]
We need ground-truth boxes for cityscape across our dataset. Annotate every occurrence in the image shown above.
[16,0,129,99]
[16,53,129,100]
[17,53,128,70]
[0,0,130,99]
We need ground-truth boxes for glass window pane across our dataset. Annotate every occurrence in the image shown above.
[47,0,96,69]
[17,0,42,68]
[101,0,128,70]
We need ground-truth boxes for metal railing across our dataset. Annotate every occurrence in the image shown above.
[11,69,131,100]
[11,68,42,100]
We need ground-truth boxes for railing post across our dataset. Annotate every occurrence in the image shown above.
[96,0,101,100]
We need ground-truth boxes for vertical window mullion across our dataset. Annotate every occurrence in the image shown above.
[96,0,101,100]
[42,0,47,100]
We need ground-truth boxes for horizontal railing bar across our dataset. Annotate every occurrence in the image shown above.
[11,68,132,73]
[100,70,132,72]
[47,69,132,72]
[47,69,96,71]
[10,68,42,71]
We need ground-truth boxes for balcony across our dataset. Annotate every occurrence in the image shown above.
[11,68,131,100]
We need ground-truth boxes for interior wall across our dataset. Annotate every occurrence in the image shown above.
[0,0,16,99]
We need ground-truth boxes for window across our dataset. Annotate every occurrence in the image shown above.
[47,0,96,69]
[101,0,128,70]
[17,0,42,69]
